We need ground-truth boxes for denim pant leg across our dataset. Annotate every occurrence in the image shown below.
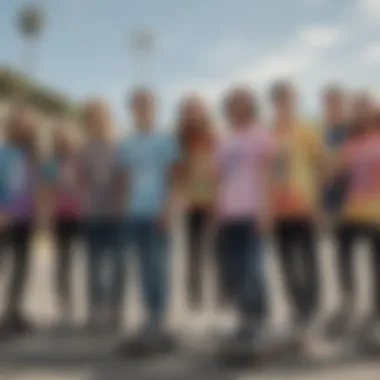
[150,224,170,318]
[134,219,169,322]
[85,221,106,314]
[217,222,267,321]
[240,227,267,322]
[107,218,128,314]
[216,224,237,303]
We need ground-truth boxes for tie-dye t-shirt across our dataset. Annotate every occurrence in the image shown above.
[118,131,181,218]
[341,131,380,225]
[215,125,273,221]
[271,124,325,220]
[185,140,216,209]
[2,146,38,221]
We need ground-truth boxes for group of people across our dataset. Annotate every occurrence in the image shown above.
[0,80,380,351]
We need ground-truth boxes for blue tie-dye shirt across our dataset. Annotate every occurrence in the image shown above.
[118,131,181,218]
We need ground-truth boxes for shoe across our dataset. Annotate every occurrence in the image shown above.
[324,310,352,340]
[106,311,123,333]
[213,311,237,338]
[0,313,33,340]
[185,312,208,335]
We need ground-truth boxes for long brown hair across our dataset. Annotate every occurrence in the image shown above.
[177,95,215,157]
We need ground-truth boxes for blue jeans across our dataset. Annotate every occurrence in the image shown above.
[128,217,170,321]
[84,218,127,316]
[216,221,266,321]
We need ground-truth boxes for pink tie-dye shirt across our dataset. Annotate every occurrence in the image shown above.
[215,124,273,221]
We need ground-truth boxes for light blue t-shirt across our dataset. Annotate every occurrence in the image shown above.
[119,131,181,218]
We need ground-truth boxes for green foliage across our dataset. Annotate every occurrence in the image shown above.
[0,66,77,117]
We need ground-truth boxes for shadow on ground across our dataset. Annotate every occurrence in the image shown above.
[1,329,380,380]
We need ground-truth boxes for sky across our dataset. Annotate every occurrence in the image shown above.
[1,0,380,130]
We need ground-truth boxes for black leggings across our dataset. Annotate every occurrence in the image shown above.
[335,223,380,314]
[2,221,33,318]
[53,218,82,313]
[185,209,228,309]
[274,219,320,319]
[185,210,211,309]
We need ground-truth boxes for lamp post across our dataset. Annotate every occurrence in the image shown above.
[129,29,156,87]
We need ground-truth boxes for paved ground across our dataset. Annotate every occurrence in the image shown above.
[0,225,380,379]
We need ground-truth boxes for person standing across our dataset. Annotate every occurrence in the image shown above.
[118,88,181,342]
[43,126,83,326]
[269,81,327,337]
[325,93,380,338]
[0,110,40,338]
[322,85,349,222]
[214,86,273,344]
[177,95,219,323]
[81,100,127,331]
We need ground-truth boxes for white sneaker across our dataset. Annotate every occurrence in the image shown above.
[183,312,208,336]
[213,311,237,338]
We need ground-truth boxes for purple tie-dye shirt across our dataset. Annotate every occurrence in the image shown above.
[215,124,273,221]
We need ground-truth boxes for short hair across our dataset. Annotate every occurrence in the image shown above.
[223,85,258,120]
[129,87,155,108]
[269,79,294,103]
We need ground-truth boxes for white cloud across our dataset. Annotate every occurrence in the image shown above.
[358,0,380,21]
[360,44,380,63]
[164,25,345,122]
[296,26,343,48]
[205,38,255,71]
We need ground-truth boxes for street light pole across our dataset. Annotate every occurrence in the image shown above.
[129,29,156,87]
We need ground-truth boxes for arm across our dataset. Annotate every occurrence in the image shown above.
[160,136,183,229]
[258,135,275,235]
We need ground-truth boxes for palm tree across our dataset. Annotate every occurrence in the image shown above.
[17,2,45,77]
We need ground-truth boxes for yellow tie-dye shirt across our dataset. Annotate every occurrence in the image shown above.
[272,123,325,220]
[341,131,380,225]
